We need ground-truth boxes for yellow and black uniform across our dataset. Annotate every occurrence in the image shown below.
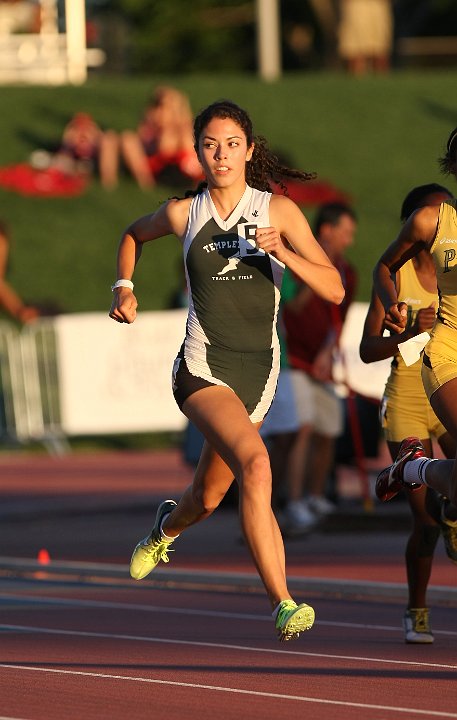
[422,199,457,399]
[381,260,446,442]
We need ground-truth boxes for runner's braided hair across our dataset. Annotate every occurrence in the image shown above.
[192,99,316,194]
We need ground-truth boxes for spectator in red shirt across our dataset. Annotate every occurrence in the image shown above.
[282,202,357,522]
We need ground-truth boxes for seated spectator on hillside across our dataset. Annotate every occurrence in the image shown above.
[120,86,203,189]
[0,219,40,323]
[0,112,119,197]
[31,112,119,190]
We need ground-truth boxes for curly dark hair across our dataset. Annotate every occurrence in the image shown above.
[192,99,316,193]
[400,183,453,221]
[438,127,457,175]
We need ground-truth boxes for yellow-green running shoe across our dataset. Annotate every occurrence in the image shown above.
[130,499,177,580]
[275,599,315,642]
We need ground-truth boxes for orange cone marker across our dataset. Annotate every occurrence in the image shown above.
[37,548,51,565]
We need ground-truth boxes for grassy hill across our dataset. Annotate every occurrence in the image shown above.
[0,71,456,315]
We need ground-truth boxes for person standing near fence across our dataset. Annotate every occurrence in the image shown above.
[109,99,345,641]
[360,183,456,643]
[281,203,358,521]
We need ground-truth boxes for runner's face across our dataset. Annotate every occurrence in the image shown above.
[197,117,254,188]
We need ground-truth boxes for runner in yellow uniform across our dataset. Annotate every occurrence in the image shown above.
[360,183,455,643]
[373,128,457,587]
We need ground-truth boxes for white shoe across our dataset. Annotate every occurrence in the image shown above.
[283,500,317,535]
[306,495,336,517]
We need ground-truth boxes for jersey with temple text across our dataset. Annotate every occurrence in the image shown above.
[430,199,457,330]
[183,185,284,352]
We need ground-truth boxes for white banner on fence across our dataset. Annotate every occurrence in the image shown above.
[54,310,188,435]
[334,301,392,399]
[53,302,392,437]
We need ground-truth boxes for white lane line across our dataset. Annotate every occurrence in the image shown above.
[1,593,456,637]
[319,620,457,637]
[0,663,455,718]
[2,624,456,670]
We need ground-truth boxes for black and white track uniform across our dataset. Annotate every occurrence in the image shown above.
[172,185,284,422]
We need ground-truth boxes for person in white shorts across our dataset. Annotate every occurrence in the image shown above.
[290,370,343,438]
[282,203,358,519]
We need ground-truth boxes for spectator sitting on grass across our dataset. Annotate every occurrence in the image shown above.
[120,86,203,189]
[30,112,119,190]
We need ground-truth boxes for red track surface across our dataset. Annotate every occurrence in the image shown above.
[1,579,456,720]
[1,448,456,719]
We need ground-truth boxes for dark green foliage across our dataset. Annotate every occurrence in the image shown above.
[110,0,256,73]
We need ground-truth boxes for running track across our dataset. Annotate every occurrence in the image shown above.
[1,449,456,719]
[0,572,456,720]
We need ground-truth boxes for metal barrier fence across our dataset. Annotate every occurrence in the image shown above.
[0,319,68,453]
[0,321,21,441]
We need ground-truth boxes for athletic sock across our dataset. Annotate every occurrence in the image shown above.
[403,457,437,486]
[160,512,179,540]
[272,601,284,620]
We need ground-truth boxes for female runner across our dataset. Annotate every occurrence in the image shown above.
[373,128,457,570]
[360,183,455,643]
[109,99,344,641]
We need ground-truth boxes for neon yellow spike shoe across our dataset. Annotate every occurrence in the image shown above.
[130,499,177,580]
[275,599,315,642]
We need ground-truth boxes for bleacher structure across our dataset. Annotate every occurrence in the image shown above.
[0,0,104,86]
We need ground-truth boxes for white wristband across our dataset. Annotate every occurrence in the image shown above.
[111,279,134,292]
